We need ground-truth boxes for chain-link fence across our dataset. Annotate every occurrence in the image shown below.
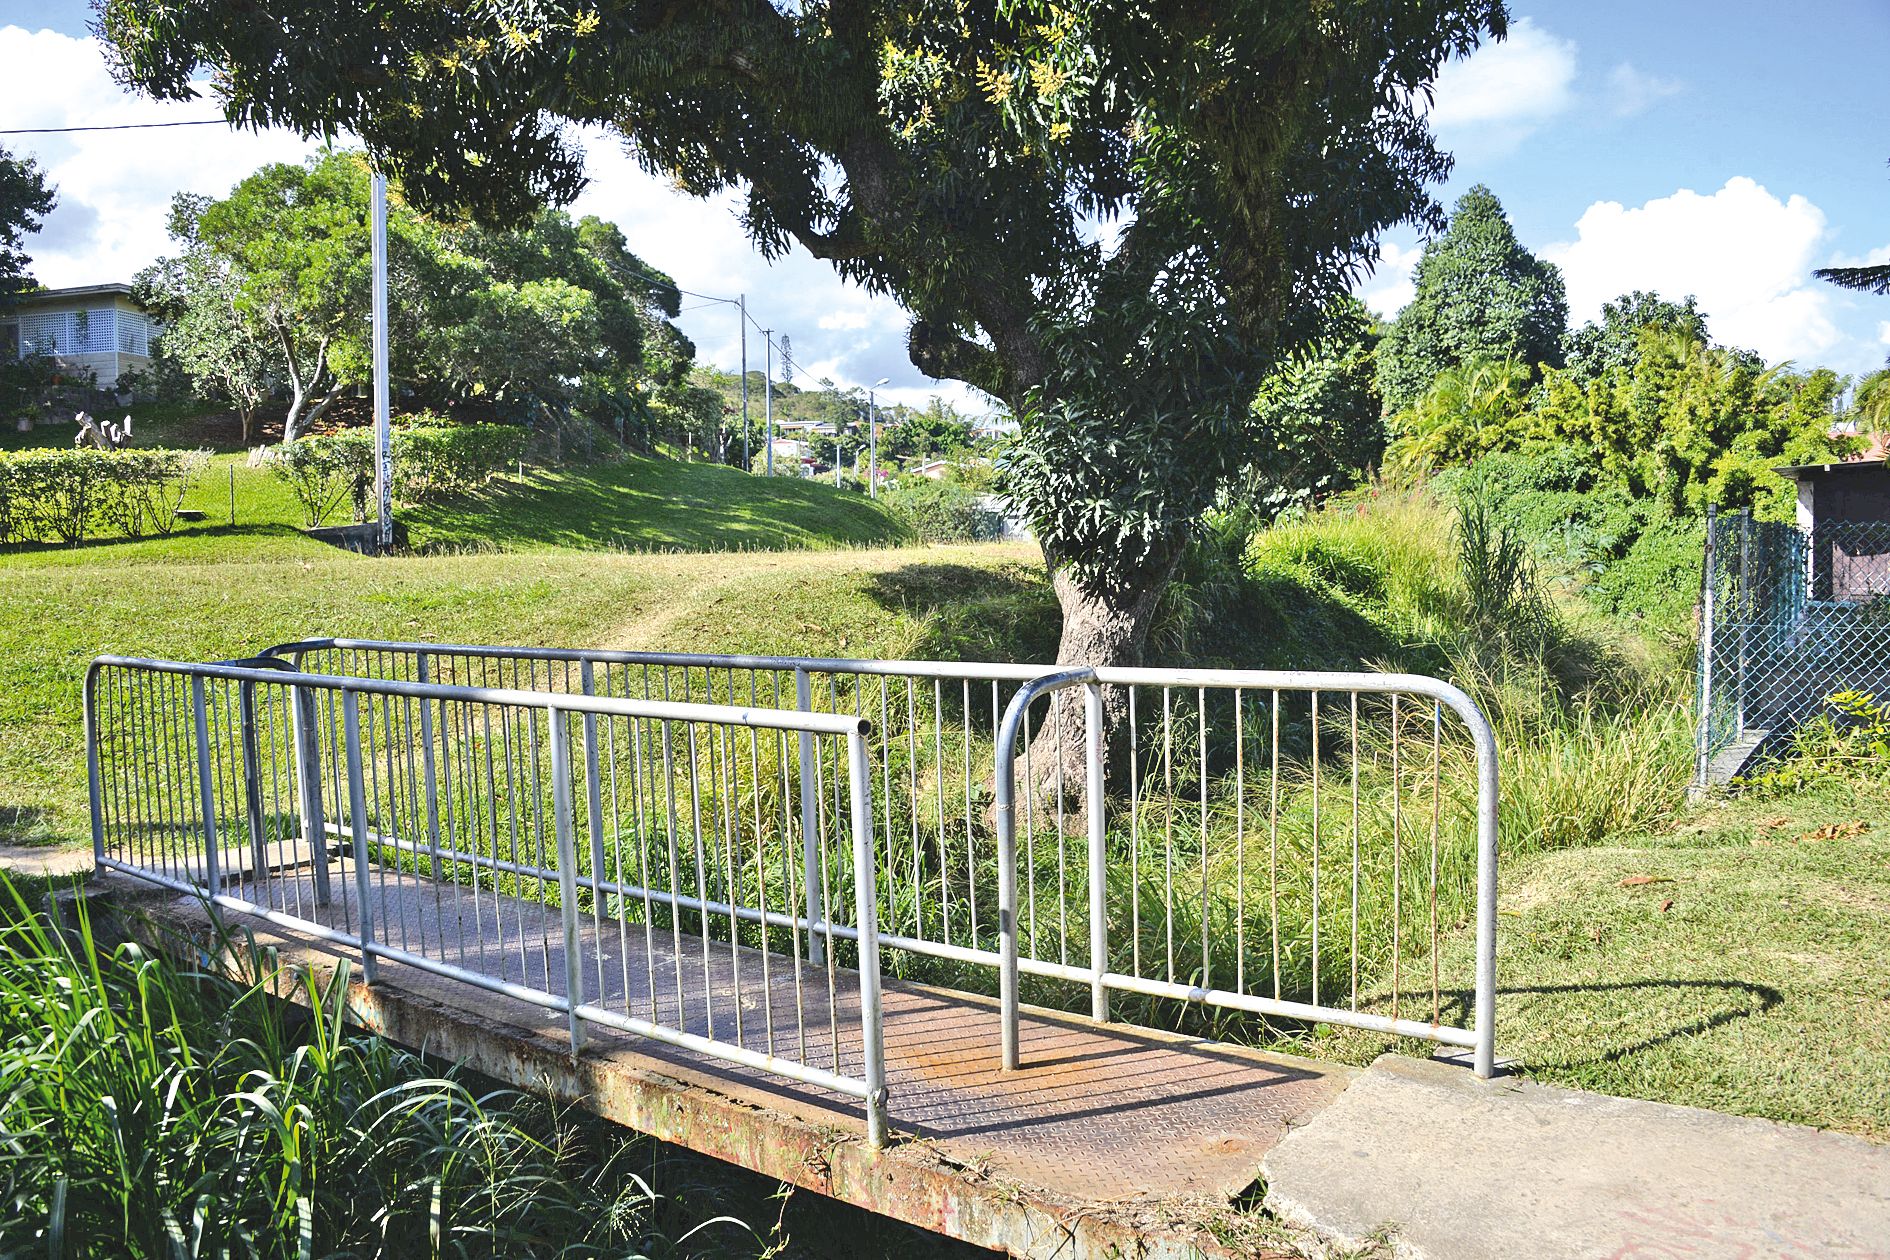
[1696,508,1890,785]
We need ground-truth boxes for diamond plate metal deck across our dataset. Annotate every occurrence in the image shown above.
[212,866,1348,1208]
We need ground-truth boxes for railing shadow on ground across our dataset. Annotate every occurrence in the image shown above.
[1402,978,1782,1072]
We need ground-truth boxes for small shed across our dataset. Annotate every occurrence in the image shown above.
[1773,457,1890,602]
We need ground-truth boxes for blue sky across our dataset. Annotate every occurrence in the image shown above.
[5,2,1888,410]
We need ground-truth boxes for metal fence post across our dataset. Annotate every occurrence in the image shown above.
[190,676,222,898]
[581,662,608,900]
[1084,682,1109,1023]
[415,652,444,879]
[238,680,269,883]
[795,668,825,964]
[993,707,1024,1072]
[1735,510,1752,742]
[1694,506,1719,788]
[549,708,587,1054]
[83,666,106,864]
[341,692,377,983]
[292,686,332,906]
[1469,707,1501,1080]
[847,729,889,1146]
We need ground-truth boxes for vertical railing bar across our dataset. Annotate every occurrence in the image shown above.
[685,722,715,1040]
[549,707,587,1054]
[779,723,808,1068]
[580,662,609,1005]
[1022,704,1037,963]
[1430,701,1442,1027]
[190,675,221,897]
[660,717,686,1027]
[416,654,449,963]
[1128,684,1142,979]
[907,677,921,943]
[848,728,889,1148]
[1350,691,1361,1011]
[1053,692,1068,968]
[1235,688,1245,995]
[1311,689,1322,1010]
[237,679,268,898]
[934,678,948,947]
[1084,682,1107,1022]
[1391,693,1402,1023]
[1197,685,1208,994]
[963,678,975,945]
[1162,686,1175,985]
[342,691,377,983]
[1269,689,1281,1002]
[795,669,824,966]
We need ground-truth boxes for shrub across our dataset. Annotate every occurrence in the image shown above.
[394,423,527,500]
[0,449,210,546]
[881,477,1002,542]
[1736,689,1890,798]
[271,424,526,527]
[269,432,374,527]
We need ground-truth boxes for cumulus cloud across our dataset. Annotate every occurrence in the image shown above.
[0,29,992,414]
[0,26,317,289]
[1544,177,1860,368]
[1425,18,1579,158]
[1605,63,1683,118]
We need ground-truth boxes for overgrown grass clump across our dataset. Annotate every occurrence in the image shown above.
[0,881,740,1258]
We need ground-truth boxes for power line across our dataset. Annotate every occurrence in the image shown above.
[0,118,231,135]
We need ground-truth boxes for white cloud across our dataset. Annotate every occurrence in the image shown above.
[0,26,317,289]
[1878,321,1890,348]
[1605,63,1683,118]
[1358,239,1422,319]
[1,29,995,415]
[1426,18,1578,157]
[1545,177,1857,368]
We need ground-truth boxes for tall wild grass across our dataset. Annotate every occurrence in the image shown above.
[0,878,759,1259]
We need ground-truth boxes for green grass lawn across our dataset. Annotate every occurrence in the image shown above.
[1321,775,1890,1141]
[0,541,1044,850]
[1,450,908,561]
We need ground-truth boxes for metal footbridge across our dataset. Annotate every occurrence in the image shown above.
[85,640,1499,1255]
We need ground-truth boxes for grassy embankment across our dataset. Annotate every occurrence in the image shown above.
[3,440,1883,1142]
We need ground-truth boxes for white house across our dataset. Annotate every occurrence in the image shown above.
[0,283,158,388]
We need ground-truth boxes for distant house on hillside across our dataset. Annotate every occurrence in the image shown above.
[0,284,157,388]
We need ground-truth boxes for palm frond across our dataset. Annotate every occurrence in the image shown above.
[1813,263,1890,296]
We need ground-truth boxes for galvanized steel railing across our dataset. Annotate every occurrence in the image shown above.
[992,668,1499,1078]
[85,655,892,1144]
[256,638,1501,1077]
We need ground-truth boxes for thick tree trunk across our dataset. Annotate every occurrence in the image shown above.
[1024,545,1185,808]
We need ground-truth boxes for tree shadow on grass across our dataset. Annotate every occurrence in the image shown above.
[862,562,1060,664]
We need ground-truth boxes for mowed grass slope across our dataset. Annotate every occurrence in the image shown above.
[0,451,909,563]
[0,542,1044,850]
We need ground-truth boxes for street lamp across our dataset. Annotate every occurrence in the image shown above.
[869,377,889,497]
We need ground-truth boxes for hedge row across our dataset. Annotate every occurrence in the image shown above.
[0,448,211,546]
[270,424,528,528]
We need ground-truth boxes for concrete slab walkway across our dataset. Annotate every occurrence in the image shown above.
[1263,1054,1890,1260]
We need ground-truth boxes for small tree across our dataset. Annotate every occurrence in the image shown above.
[135,195,273,442]
[1376,185,1568,412]
[194,152,375,441]
[0,143,55,307]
